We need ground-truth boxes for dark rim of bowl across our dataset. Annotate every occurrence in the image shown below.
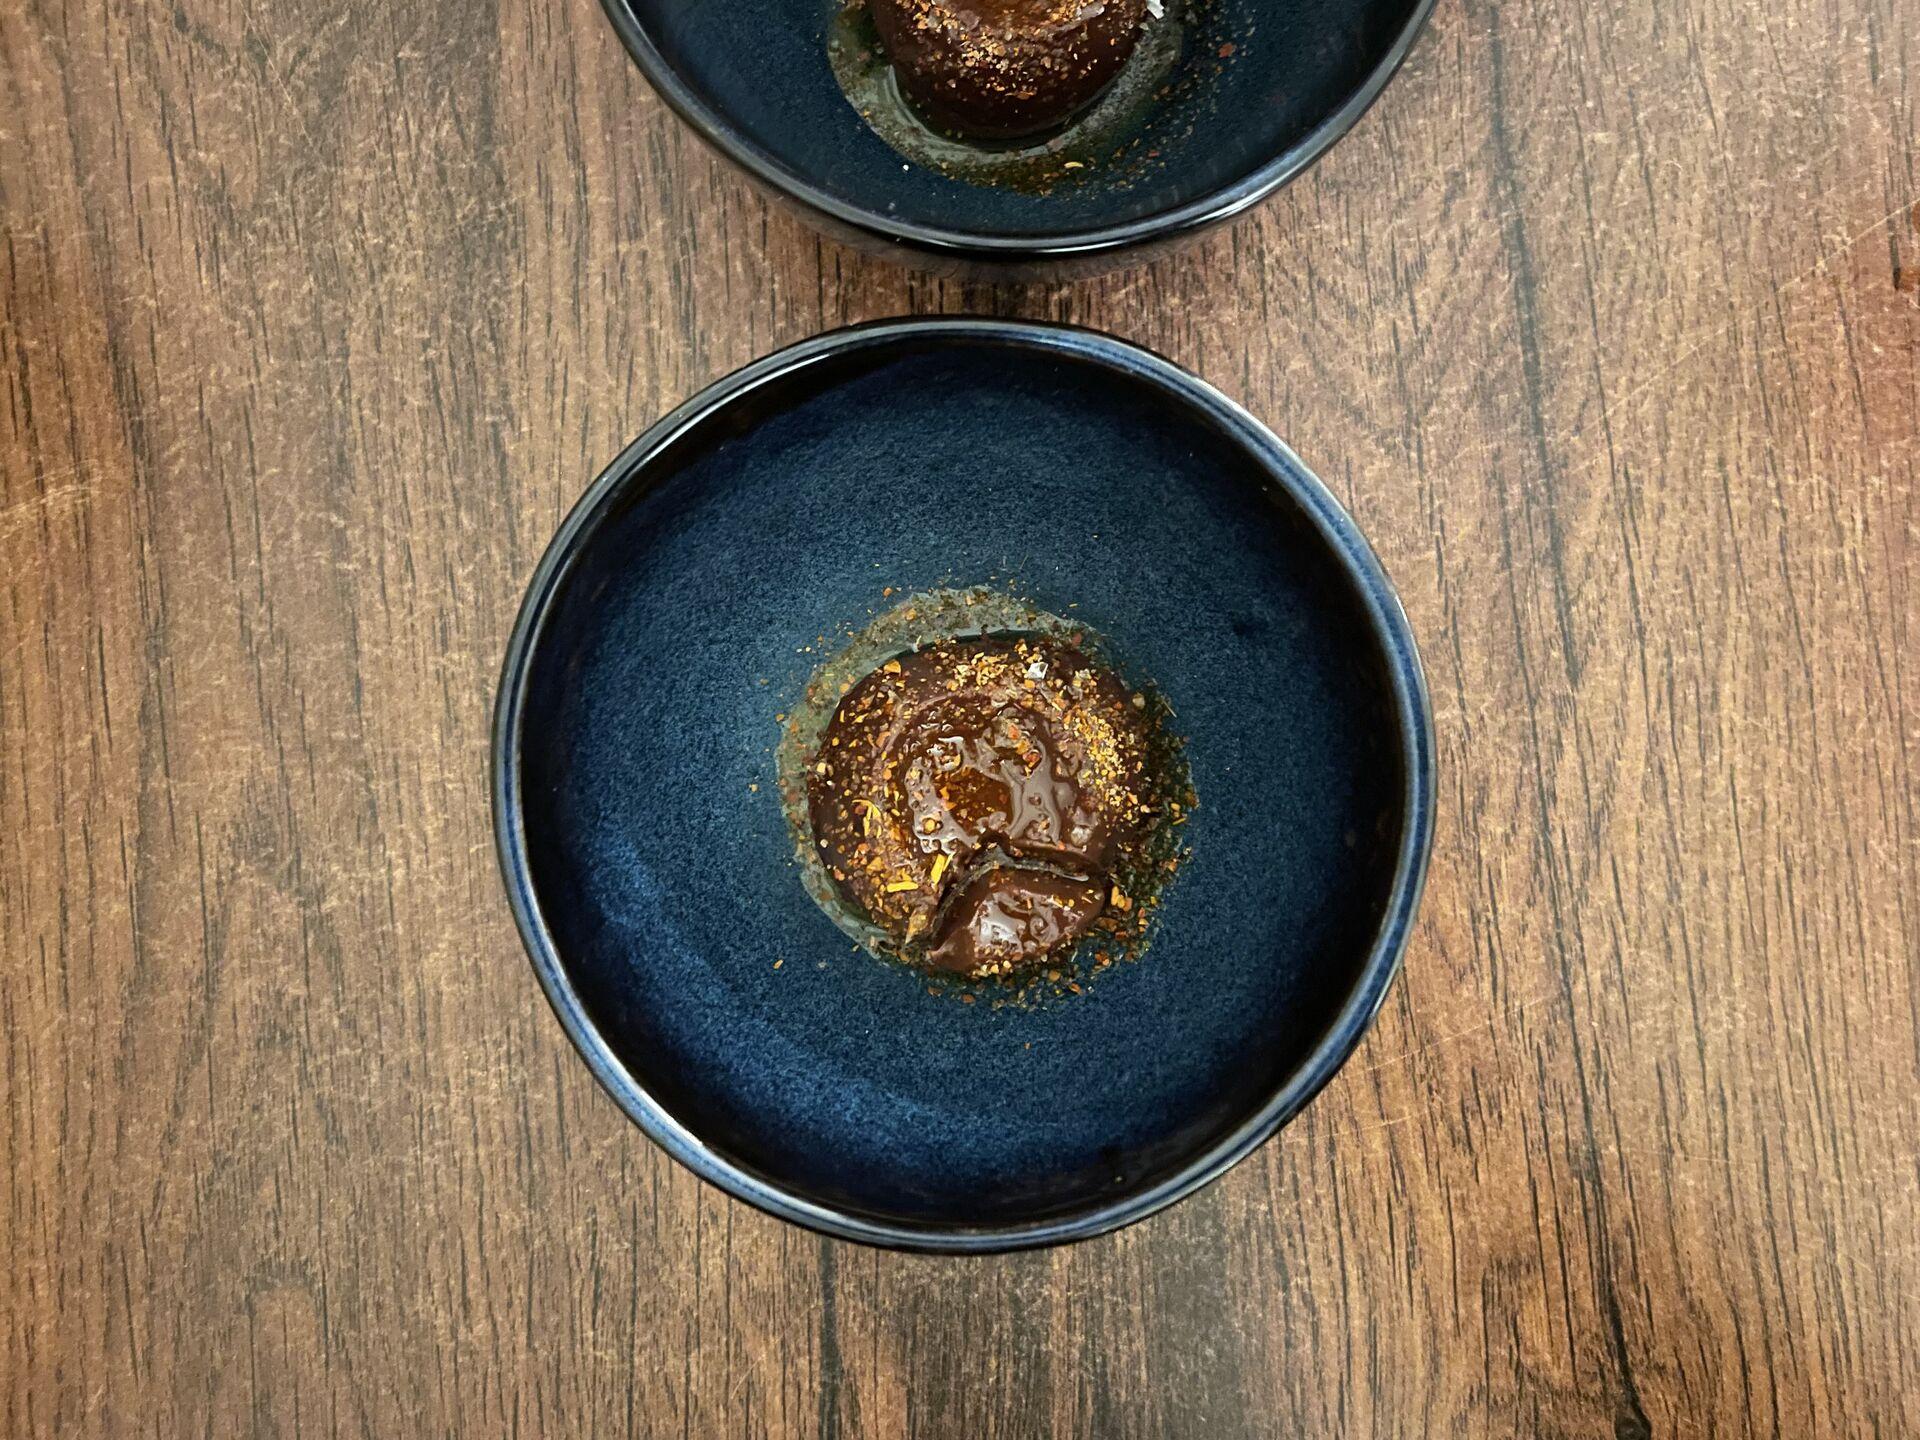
[491,318,1437,1253]
[595,0,1440,263]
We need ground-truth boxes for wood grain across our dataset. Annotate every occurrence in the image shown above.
[3,0,1916,1433]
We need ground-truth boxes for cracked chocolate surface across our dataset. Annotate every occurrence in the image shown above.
[805,634,1153,976]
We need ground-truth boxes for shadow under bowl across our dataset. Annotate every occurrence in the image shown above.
[598,0,1437,271]
[493,319,1435,1251]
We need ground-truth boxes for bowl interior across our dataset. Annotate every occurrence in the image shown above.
[508,330,1415,1234]
[613,0,1428,241]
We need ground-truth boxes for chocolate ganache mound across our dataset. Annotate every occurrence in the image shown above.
[805,633,1156,977]
[868,0,1152,141]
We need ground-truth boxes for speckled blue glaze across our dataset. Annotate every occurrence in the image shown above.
[494,320,1434,1250]
[597,0,1435,266]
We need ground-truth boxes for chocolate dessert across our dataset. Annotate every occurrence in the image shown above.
[867,0,1152,140]
[805,634,1155,977]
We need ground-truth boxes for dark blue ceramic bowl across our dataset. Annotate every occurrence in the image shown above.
[493,319,1434,1250]
[599,0,1436,269]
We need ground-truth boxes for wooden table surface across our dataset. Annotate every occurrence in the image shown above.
[4,0,1917,1433]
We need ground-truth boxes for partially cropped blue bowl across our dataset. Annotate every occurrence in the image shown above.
[493,319,1434,1250]
[598,0,1436,270]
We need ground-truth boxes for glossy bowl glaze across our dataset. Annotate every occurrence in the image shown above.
[493,319,1434,1250]
[599,0,1436,271]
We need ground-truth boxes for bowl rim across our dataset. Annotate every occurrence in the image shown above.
[492,317,1437,1252]
[595,0,1440,263]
